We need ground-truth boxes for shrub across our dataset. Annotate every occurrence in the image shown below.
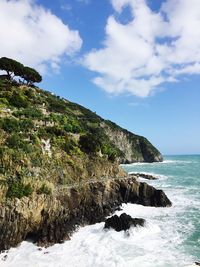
[0,97,9,107]
[1,118,20,133]
[37,128,50,139]
[20,119,34,131]
[63,137,77,154]
[1,118,34,133]
[49,113,63,123]
[24,89,35,99]
[63,117,82,133]
[13,107,43,119]
[29,151,43,167]
[79,127,106,154]
[37,183,52,195]
[47,95,67,113]
[102,144,123,162]
[45,126,66,136]
[8,91,29,108]
[79,133,101,154]
[6,133,34,153]
[29,134,40,145]
[53,136,78,155]
[6,134,23,148]
[6,179,33,199]
[0,80,6,90]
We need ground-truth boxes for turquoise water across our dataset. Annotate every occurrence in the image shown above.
[123,155,200,262]
[1,155,199,267]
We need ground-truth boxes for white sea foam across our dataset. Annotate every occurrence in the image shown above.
[121,159,192,167]
[161,160,193,164]
[128,171,169,180]
[0,187,196,267]
[0,202,194,267]
[0,207,196,266]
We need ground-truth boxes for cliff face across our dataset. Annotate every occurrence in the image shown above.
[0,176,171,251]
[102,122,163,163]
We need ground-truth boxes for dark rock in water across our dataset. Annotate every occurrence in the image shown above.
[104,213,145,232]
[133,173,158,180]
[195,262,200,266]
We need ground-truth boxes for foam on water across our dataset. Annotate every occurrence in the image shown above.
[0,222,161,267]
[121,159,192,167]
[0,204,193,267]
[1,155,199,267]
[128,171,169,181]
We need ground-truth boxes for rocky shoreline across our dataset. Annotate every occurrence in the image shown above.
[0,176,171,251]
[129,172,158,180]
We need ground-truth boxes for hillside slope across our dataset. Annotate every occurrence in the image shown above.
[0,80,162,200]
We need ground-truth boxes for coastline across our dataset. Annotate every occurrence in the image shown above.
[0,175,171,251]
[1,155,200,266]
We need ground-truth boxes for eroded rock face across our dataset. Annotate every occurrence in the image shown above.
[102,123,163,163]
[0,177,172,251]
[104,213,145,232]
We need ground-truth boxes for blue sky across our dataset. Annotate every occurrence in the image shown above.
[0,0,200,155]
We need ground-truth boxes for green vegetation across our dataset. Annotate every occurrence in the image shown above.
[13,107,43,119]
[0,80,124,199]
[37,183,52,195]
[0,118,34,133]
[0,77,161,201]
[0,57,42,84]
[8,91,30,108]
[21,66,42,84]
[79,127,123,161]
[0,57,23,80]
[6,177,33,199]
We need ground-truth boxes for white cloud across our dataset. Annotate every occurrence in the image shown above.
[0,0,82,73]
[83,0,200,97]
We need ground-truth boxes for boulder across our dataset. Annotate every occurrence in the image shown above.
[104,213,145,232]
[133,173,158,180]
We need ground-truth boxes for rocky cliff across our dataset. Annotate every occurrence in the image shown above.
[0,176,171,251]
[0,80,166,252]
[102,121,163,163]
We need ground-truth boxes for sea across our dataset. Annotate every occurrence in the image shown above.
[0,155,199,267]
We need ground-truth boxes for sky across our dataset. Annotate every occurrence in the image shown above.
[0,0,200,155]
